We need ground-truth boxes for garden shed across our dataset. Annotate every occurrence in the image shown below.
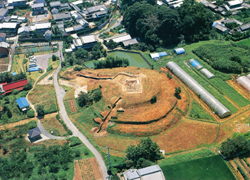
[200,68,215,79]
[236,76,250,93]
[150,53,160,60]
[166,61,231,118]
[173,48,185,55]
[189,59,203,70]
[16,97,30,111]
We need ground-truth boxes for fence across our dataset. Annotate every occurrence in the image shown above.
[15,45,54,54]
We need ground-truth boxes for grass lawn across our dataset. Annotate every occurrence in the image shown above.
[160,155,236,180]
[12,54,26,73]
[40,114,67,136]
[29,84,58,114]
[236,38,250,46]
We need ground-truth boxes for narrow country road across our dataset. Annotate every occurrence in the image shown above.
[53,42,109,179]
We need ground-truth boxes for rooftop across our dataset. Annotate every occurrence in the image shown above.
[16,97,30,109]
[28,127,42,138]
[53,12,71,21]
[31,3,44,8]
[0,8,8,17]
[0,33,6,38]
[0,42,9,48]
[50,1,60,7]
[123,38,138,46]
[227,0,242,6]
[18,26,30,34]
[87,4,107,14]
[240,23,250,31]
[215,24,228,32]
[80,34,97,44]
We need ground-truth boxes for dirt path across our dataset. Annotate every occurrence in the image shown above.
[73,160,82,180]
[0,112,58,130]
[68,99,77,112]
[37,70,55,85]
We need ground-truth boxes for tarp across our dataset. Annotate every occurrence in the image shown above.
[158,52,167,57]
[28,67,41,72]
[174,48,185,55]
[12,71,17,76]
[212,22,218,27]
[190,60,201,68]
[150,53,160,59]
[16,97,29,109]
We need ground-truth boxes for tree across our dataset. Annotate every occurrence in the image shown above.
[23,81,32,90]
[221,136,250,158]
[93,88,102,102]
[78,91,88,107]
[37,105,45,116]
[75,48,88,59]
[151,95,157,104]
[126,138,163,165]
[52,54,57,61]
[175,87,181,98]
[106,39,118,49]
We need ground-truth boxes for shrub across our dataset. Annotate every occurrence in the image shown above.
[74,66,83,71]
[47,65,53,72]
[49,76,53,80]
[23,59,28,64]
[151,95,157,104]
[27,109,35,118]
[37,105,45,116]
[69,137,82,147]
[12,89,20,95]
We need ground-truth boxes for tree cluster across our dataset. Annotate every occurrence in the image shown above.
[78,87,102,107]
[0,71,26,84]
[221,136,250,158]
[123,0,214,49]
[125,138,163,168]
[94,56,129,69]
[193,43,250,73]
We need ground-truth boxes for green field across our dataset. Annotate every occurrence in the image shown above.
[236,38,250,46]
[189,100,215,120]
[160,155,236,180]
[108,51,150,68]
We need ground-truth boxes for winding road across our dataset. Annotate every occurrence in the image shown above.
[53,42,109,179]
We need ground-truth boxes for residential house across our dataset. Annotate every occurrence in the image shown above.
[0,42,9,57]
[17,26,31,36]
[73,38,82,49]
[0,8,8,22]
[83,4,108,19]
[123,165,166,180]
[17,16,26,23]
[214,24,229,34]
[80,34,97,49]
[34,0,45,6]
[122,38,138,47]
[27,127,42,140]
[49,1,60,9]
[44,30,51,40]
[238,23,250,32]
[76,18,89,28]
[73,24,84,32]
[7,0,27,7]
[1,79,27,95]
[53,12,71,21]
[0,22,18,33]
[16,97,30,111]
[10,15,18,22]
[221,18,243,26]
[224,0,243,11]
[30,22,51,33]
[60,3,70,10]
[31,3,47,15]
[0,33,6,42]
[51,8,58,14]
[0,0,4,8]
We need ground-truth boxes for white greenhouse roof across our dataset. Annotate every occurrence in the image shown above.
[237,76,250,93]
[80,35,97,44]
[112,34,132,43]
[200,68,215,79]
[150,53,160,59]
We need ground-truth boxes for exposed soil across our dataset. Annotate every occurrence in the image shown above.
[229,161,244,180]
[73,161,82,180]
[227,80,250,101]
[233,123,250,133]
[68,99,77,112]
[74,158,103,180]
[37,70,55,85]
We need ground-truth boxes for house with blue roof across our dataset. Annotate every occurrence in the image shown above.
[28,127,42,140]
[16,97,30,111]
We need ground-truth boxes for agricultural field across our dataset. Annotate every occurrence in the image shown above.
[28,84,58,114]
[160,155,236,180]
[0,56,9,72]
[40,114,67,136]
[0,90,34,125]
[188,99,215,121]
[0,121,94,180]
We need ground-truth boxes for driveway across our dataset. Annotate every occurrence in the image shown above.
[53,42,109,179]
[36,48,60,70]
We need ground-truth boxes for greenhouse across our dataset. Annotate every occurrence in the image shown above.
[150,53,160,60]
[158,52,167,57]
[189,59,203,70]
[200,68,215,79]
[173,48,185,55]
[236,76,250,93]
[247,74,250,80]
[166,61,231,118]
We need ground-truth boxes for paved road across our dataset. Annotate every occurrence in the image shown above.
[36,49,60,70]
[37,120,66,139]
[53,42,109,179]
